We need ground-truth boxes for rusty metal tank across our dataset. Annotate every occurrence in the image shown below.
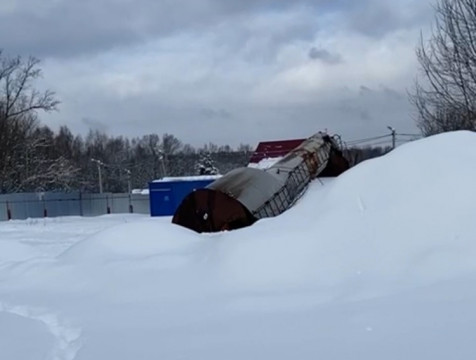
[172,132,349,233]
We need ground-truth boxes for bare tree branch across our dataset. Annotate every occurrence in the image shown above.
[410,0,476,135]
[0,51,60,192]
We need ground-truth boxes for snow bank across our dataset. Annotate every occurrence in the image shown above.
[0,241,41,263]
[53,131,476,298]
[218,131,476,294]
[247,156,283,169]
[59,218,200,264]
[2,131,476,360]
[152,175,222,182]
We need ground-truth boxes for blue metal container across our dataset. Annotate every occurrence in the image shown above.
[149,176,220,216]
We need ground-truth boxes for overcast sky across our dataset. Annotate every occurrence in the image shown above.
[1,0,435,147]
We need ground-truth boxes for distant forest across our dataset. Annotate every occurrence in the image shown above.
[0,121,390,193]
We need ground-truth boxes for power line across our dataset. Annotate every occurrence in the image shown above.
[345,127,424,149]
[346,134,391,144]
[354,139,393,147]
[398,133,423,137]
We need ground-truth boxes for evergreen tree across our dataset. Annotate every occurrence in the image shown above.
[195,152,219,175]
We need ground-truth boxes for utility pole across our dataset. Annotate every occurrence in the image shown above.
[158,151,167,178]
[91,158,104,193]
[124,168,133,213]
[387,126,396,149]
[124,169,132,194]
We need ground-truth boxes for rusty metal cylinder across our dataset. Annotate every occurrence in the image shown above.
[172,133,348,233]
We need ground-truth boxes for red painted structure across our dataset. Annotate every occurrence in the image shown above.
[248,139,305,164]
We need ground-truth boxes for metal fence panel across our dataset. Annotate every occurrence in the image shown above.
[0,192,150,221]
[43,192,81,217]
[2,193,44,220]
[80,193,112,217]
[0,200,7,221]
[110,194,131,214]
[131,194,150,214]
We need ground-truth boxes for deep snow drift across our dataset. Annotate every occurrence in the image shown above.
[1,131,476,360]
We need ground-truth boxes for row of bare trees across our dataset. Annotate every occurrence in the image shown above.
[412,0,476,134]
[0,122,253,193]
[0,52,68,192]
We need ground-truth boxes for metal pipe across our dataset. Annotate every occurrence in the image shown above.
[172,132,349,233]
[91,158,104,193]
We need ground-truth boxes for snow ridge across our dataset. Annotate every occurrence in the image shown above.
[0,302,82,360]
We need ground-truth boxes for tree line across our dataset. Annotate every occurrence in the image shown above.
[0,122,255,193]
[0,112,389,193]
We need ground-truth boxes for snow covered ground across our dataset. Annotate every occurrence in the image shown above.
[1,130,476,360]
[247,156,283,169]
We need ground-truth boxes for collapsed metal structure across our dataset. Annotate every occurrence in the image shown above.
[172,132,349,233]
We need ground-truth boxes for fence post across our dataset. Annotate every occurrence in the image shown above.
[6,201,11,221]
[129,193,133,213]
[78,191,82,216]
[43,197,48,218]
[106,194,111,214]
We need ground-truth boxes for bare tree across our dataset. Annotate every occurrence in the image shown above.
[411,0,476,135]
[0,51,59,192]
[0,54,58,119]
[16,156,81,192]
[161,133,182,155]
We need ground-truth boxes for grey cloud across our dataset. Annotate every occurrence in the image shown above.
[342,0,433,38]
[0,0,431,60]
[308,47,342,64]
[200,108,233,120]
[5,0,231,58]
[359,85,406,101]
[337,85,409,134]
[359,85,373,95]
[235,20,318,63]
[0,0,332,59]
[359,110,373,121]
[44,83,417,148]
[380,85,405,100]
[25,0,426,147]
[81,117,109,134]
[0,2,140,58]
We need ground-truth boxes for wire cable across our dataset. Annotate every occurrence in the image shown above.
[346,134,391,145]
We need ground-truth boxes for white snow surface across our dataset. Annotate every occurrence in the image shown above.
[152,175,222,182]
[1,130,476,359]
[247,156,283,169]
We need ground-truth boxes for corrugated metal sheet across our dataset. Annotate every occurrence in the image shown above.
[208,167,284,213]
[0,192,150,221]
[248,138,305,164]
[44,192,82,217]
[172,132,349,233]
[130,193,151,214]
[3,193,45,219]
